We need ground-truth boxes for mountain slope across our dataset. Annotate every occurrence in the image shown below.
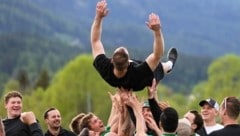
[1,0,240,57]
[0,0,239,93]
[31,0,240,57]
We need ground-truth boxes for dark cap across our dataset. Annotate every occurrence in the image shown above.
[199,98,219,111]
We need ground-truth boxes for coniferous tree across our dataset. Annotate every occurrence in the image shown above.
[16,69,30,93]
[34,69,50,90]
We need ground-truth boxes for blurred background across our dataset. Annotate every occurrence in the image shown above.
[0,0,240,131]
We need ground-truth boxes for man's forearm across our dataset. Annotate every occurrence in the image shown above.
[153,30,164,59]
[91,17,103,43]
[90,16,105,58]
[30,123,44,136]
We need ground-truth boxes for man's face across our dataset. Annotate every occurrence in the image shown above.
[112,47,129,71]
[45,109,61,129]
[200,103,218,121]
[142,107,153,119]
[184,112,195,124]
[5,97,22,119]
[184,112,196,132]
[88,115,105,133]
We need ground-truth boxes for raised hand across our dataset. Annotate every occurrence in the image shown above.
[20,112,37,125]
[145,116,162,134]
[146,13,161,31]
[147,78,157,99]
[96,0,109,18]
[158,101,170,110]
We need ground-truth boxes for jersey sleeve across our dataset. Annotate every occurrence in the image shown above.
[93,54,112,78]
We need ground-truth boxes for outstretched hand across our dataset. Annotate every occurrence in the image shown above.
[96,0,109,18]
[146,13,161,31]
[158,101,170,110]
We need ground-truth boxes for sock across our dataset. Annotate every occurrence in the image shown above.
[162,61,173,73]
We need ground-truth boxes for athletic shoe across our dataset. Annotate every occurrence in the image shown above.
[167,47,178,73]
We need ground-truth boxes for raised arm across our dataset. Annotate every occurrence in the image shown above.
[145,13,164,71]
[91,0,109,59]
[147,79,162,128]
[124,92,147,136]
[20,112,43,136]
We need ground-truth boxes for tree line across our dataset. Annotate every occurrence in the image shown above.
[0,54,239,131]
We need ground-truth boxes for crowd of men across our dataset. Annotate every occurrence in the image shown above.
[1,87,240,136]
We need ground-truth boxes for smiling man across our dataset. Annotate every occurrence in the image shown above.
[197,98,223,135]
[3,91,43,136]
[43,107,76,136]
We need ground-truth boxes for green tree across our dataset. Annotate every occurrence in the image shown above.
[34,69,50,90]
[190,54,240,109]
[35,54,114,131]
[16,69,30,93]
[0,73,11,96]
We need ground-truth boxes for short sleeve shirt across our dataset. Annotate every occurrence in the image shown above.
[205,124,224,134]
[93,54,154,91]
